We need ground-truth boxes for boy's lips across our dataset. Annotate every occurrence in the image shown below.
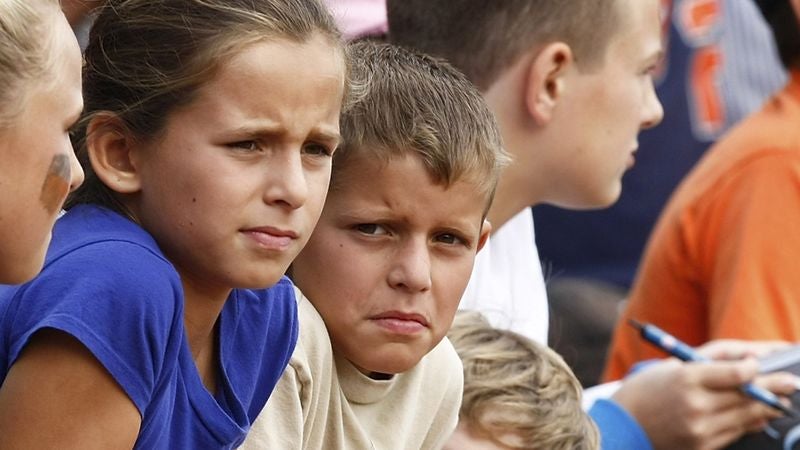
[370,311,429,334]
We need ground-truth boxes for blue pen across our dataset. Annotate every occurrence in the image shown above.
[628,319,798,418]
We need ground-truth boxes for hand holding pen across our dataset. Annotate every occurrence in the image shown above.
[628,319,799,418]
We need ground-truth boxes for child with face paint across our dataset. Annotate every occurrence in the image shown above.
[0,0,85,284]
[0,0,347,448]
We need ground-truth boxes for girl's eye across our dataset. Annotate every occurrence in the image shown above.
[303,142,334,157]
[230,141,260,152]
[356,224,389,235]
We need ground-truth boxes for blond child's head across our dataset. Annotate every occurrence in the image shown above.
[291,40,509,377]
[0,0,62,124]
[445,311,600,450]
[333,40,509,215]
[0,0,84,283]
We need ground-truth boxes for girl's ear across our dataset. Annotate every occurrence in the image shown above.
[85,113,143,194]
[477,219,492,253]
[523,42,574,126]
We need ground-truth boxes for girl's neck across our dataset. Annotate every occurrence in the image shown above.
[180,276,231,393]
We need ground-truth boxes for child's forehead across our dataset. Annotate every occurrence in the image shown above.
[333,149,493,195]
[329,152,493,224]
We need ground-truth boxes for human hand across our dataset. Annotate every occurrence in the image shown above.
[696,339,790,361]
[612,357,797,450]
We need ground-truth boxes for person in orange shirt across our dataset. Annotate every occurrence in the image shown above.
[605,0,800,381]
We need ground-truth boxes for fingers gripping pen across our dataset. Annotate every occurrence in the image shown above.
[628,319,799,418]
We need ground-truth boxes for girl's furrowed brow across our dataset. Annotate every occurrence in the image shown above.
[226,122,341,146]
[309,126,341,147]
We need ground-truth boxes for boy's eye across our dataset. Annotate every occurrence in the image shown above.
[435,233,464,245]
[355,224,389,235]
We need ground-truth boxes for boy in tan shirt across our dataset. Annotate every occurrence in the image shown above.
[241,41,509,449]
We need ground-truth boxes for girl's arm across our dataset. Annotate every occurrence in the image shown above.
[0,329,141,449]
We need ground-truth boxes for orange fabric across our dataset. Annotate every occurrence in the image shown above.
[604,71,800,381]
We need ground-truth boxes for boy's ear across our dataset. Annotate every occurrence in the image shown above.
[85,113,143,194]
[476,219,492,253]
[524,42,574,125]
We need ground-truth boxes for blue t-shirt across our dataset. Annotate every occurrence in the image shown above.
[0,205,298,448]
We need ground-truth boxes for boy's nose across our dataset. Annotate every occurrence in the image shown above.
[387,240,432,293]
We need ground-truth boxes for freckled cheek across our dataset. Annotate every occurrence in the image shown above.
[39,154,71,214]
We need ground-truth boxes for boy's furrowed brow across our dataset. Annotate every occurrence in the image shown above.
[338,204,392,218]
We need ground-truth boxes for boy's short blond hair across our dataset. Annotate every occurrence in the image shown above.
[387,0,622,91]
[0,0,60,127]
[448,311,600,450]
[337,40,509,212]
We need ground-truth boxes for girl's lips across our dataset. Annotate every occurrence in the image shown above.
[241,228,296,251]
[243,225,299,239]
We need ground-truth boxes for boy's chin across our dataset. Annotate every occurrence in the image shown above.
[352,354,424,377]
